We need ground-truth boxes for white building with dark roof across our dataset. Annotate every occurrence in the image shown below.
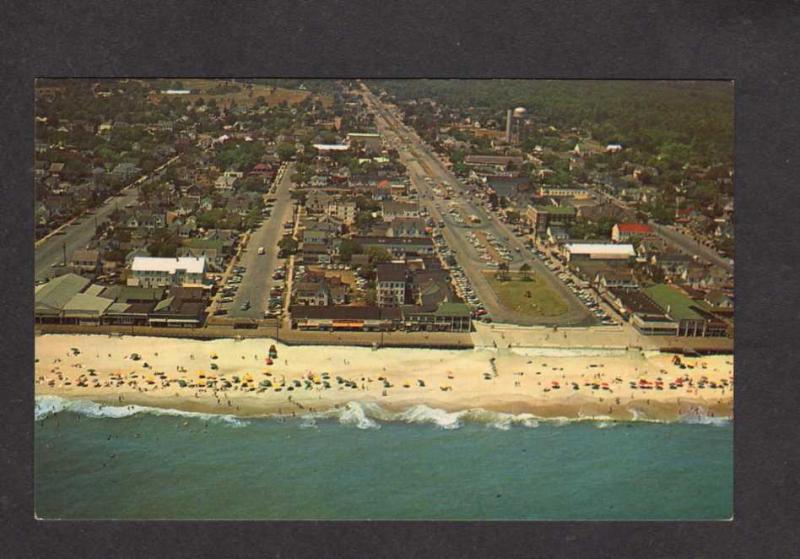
[563,243,635,262]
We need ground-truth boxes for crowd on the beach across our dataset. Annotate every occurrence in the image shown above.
[35,342,733,420]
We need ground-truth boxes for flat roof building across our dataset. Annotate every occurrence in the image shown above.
[563,243,635,262]
[130,256,206,288]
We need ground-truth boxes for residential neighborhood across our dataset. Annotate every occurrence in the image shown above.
[35,79,734,348]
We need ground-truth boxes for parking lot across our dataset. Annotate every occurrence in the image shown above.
[535,248,620,326]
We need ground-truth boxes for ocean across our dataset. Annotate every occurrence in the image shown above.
[34,396,732,520]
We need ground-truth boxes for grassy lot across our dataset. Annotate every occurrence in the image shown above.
[158,79,332,108]
[483,270,569,318]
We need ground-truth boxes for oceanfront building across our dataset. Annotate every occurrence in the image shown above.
[129,256,207,288]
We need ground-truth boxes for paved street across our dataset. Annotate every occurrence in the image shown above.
[362,85,595,326]
[649,222,733,272]
[227,163,296,319]
[597,190,733,272]
[35,156,181,282]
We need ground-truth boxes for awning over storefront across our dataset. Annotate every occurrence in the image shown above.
[332,320,364,328]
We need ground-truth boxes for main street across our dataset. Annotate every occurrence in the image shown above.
[649,222,733,272]
[596,187,733,273]
[35,155,180,282]
[361,84,595,326]
[227,163,296,319]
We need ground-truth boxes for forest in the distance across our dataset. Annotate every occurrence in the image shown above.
[369,80,733,169]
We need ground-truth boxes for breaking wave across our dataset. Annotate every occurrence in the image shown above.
[679,407,731,427]
[36,396,730,430]
[34,395,249,427]
[300,403,543,431]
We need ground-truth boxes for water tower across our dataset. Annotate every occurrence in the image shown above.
[505,106,527,145]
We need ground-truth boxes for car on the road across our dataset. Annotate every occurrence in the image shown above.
[240,301,251,311]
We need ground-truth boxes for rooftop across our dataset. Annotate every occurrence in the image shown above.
[616,223,653,234]
[290,305,401,320]
[353,236,433,247]
[313,143,349,151]
[35,273,91,312]
[532,205,577,215]
[63,292,114,315]
[565,243,635,256]
[376,263,407,282]
[464,154,524,165]
[131,256,206,274]
[644,284,707,321]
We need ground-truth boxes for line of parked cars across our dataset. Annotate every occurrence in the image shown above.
[538,251,619,326]
[433,232,488,322]
[264,265,287,318]
[212,265,248,315]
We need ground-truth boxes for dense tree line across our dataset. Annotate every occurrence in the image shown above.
[369,79,733,169]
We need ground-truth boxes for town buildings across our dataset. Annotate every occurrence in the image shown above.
[129,256,206,288]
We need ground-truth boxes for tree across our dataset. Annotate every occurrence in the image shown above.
[338,239,363,263]
[276,142,296,161]
[241,175,265,193]
[355,196,380,212]
[278,235,298,256]
[519,262,532,280]
[366,247,391,264]
[196,208,226,229]
[496,262,510,281]
[147,230,179,257]
[355,211,378,231]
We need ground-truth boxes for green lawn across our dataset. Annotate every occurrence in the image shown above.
[483,270,569,318]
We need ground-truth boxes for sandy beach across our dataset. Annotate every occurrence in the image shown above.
[34,334,733,422]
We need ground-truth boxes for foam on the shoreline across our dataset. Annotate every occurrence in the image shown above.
[35,395,249,427]
[36,395,731,430]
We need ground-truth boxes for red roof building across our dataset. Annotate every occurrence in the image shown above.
[612,223,654,242]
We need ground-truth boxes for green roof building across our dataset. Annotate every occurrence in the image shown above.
[402,302,472,332]
[643,284,728,337]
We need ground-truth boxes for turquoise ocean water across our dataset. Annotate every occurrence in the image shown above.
[34,396,732,520]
